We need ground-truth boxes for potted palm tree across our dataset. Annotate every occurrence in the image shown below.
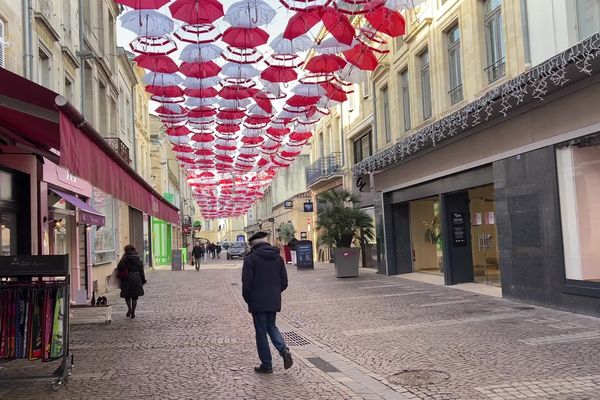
[316,190,375,278]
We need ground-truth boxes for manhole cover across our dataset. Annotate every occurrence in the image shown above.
[388,370,450,386]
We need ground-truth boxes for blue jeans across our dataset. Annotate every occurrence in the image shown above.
[252,312,287,369]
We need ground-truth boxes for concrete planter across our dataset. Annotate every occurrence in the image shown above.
[334,248,360,278]
[70,305,112,324]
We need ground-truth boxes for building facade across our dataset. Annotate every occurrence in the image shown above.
[334,0,600,315]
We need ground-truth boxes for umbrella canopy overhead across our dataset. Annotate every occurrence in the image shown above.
[118,0,408,218]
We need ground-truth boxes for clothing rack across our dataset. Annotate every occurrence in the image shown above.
[0,255,73,391]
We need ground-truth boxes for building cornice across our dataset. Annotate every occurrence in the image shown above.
[352,33,600,176]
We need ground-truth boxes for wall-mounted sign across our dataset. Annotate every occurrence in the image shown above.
[355,176,367,192]
[303,202,314,212]
[237,235,246,242]
[451,212,467,247]
[284,200,293,209]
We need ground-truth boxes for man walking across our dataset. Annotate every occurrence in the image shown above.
[242,232,293,373]
[192,241,204,271]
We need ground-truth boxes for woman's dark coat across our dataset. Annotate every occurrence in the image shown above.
[241,242,288,313]
[117,250,146,298]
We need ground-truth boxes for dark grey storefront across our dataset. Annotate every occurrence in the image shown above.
[382,145,600,316]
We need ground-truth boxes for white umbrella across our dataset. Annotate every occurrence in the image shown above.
[182,76,222,89]
[224,0,276,28]
[120,10,174,37]
[291,83,327,97]
[337,64,363,84]
[221,62,260,78]
[313,37,356,54]
[269,34,313,54]
[242,128,264,137]
[180,43,223,62]
[143,72,183,86]
[185,97,219,107]
[218,98,253,109]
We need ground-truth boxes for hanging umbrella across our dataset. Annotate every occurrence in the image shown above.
[241,136,265,145]
[283,7,323,39]
[291,82,327,97]
[333,0,385,15]
[224,0,276,28]
[365,7,406,37]
[289,131,313,141]
[269,34,314,54]
[166,126,191,136]
[189,107,217,118]
[173,145,195,153]
[267,127,291,137]
[242,128,265,138]
[182,76,222,88]
[321,82,348,103]
[120,10,174,37]
[185,87,219,98]
[156,104,188,115]
[129,37,178,55]
[261,66,297,83]
[313,37,355,54]
[321,8,355,46]
[305,54,347,73]
[286,95,320,107]
[180,43,223,62]
[143,72,183,86]
[133,54,178,73]
[179,61,222,78]
[337,63,364,83]
[146,85,184,98]
[169,0,224,25]
[219,85,257,100]
[221,62,260,78]
[222,27,270,48]
[218,109,247,120]
[343,43,378,70]
[221,47,264,64]
[191,133,215,142]
[174,23,223,44]
[185,97,219,107]
[218,98,253,109]
[115,0,170,9]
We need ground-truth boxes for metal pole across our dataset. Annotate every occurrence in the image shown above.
[22,0,34,79]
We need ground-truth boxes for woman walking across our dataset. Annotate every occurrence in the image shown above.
[117,244,147,319]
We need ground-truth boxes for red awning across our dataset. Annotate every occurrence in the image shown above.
[0,67,179,224]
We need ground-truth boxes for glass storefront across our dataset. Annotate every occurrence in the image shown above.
[557,134,600,283]
[0,170,17,256]
[409,196,444,275]
[48,191,73,256]
[468,185,500,286]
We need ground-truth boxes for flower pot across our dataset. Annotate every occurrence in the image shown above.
[333,248,360,278]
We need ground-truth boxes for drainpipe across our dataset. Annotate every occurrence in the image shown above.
[339,105,345,167]
[371,78,379,151]
[22,0,34,79]
[131,83,138,171]
[78,0,85,112]
[520,0,531,66]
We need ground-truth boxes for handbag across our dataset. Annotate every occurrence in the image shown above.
[107,268,121,290]
[116,264,128,280]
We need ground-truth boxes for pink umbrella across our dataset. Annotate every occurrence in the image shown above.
[222,27,270,49]
[304,54,347,73]
[283,7,323,39]
[321,8,355,46]
[169,0,224,25]
[343,43,379,71]
[134,54,179,73]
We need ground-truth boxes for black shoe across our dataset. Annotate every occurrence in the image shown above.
[282,350,293,370]
[254,366,273,374]
[130,313,135,319]
[126,311,131,318]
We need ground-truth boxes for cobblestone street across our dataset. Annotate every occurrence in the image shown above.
[1,260,600,400]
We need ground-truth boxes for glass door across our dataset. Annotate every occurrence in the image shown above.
[469,186,501,286]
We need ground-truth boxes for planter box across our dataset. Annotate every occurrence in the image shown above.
[70,305,112,325]
[334,248,360,278]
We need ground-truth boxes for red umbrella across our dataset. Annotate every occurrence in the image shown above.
[321,8,355,46]
[321,82,348,103]
[169,0,224,25]
[195,149,215,156]
[115,0,169,9]
[219,85,256,100]
[173,145,194,153]
[217,109,247,120]
[179,61,221,78]
[289,131,313,141]
[261,66,297,83]
[286,95,320,107]
[134,55,179,73]
[253,94,273,114]
[189,107,217,118]
[241,136,265,145]
[245,115,271,126]
[216,124,241,133]
[365,7,406,37]
[166,126,191,136]
[343,43,378,70]
[216,155,235,163]
[191,133,215,142]
[267,127,290,137]
[305,54,347,73]
[146,85,184,97]
[283,7,323,39]
[185,87,219,98]
[222,27,269,49]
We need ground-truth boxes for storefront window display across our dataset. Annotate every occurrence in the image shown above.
[557,134,600,283]
[48,192,72,255]
[0,170,16,256]
[409,197,444,275]
[91,189,115,264]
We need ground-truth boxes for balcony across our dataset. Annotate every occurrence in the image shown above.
[306,152,343,188]
[104,137,131,165]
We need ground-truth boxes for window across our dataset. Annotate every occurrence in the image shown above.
[400,69,411,132]
[348,86,355,111]
[576,0,600,40]
[98,82,108,134]
[381,85,391,143]
[64,76,74,102]
[420,50,432,120]
[319,132,324,158]
[97,1,104,54]
[84,62,93,118]
[484,0,506,83]
[395,36,404,51]
[447,24,463,104]
[353,132,372,164]
[38,47,52,89]
[0,20,5,68]
[62,0,72,39]
[83,0,91,35]
[361,72,371,97]
[91,189,115,264]
[108,13,116,68]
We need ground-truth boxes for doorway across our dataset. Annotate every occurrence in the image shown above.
[468,185,500,286]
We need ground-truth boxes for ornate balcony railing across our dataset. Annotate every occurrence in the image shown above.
[306,152,343,187]
[104,137,131,165]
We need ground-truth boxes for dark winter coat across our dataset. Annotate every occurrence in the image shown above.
[241,242,288,313]
[192,245,204,258]
[117,250,146,298]
[288,238,299,251]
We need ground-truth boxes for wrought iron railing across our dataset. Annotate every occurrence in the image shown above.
[484,58,506,83]
[306,152,343,186]
[104,137,131,165]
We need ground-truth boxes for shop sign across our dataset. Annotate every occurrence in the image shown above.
[303,202,314,212]
[451,212,467,247]
[237,235,246,242]
[295,240,314,268]
[284,200,293,209]
[163,192,175,204]
[0,255,69,276]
